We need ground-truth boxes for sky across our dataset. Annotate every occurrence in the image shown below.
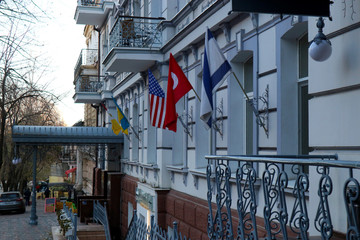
[35,1,86,126]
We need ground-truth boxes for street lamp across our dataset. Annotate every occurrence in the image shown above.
[309,17,332,62]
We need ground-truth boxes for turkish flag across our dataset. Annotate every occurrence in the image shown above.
[164,53,193,132]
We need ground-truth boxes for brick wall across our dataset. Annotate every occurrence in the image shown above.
[164,190,209,240]
[120,175,137,239]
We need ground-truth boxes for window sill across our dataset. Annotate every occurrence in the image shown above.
[166,165,188,174]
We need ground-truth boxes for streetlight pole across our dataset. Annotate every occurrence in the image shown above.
[29,145,38,225]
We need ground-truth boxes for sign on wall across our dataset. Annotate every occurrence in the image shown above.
[232,0,330,17]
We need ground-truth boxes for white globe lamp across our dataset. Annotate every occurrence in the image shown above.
[309,17,332,62]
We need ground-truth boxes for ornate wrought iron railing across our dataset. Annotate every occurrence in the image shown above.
[206,154,360,240]
[93,200,111,240]
[108,16,163,53]
[125,210,191,240]
[78,0,102,7]
[74,75,103,93]
[74,49,98,79]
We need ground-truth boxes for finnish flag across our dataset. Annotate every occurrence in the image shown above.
[200,28,232,129]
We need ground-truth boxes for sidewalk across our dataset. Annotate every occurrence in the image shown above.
[0,199,59,240]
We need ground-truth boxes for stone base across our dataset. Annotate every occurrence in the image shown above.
[51,226,65,240]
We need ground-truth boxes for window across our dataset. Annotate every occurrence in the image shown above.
[128,202,133,227]
[132,102,139,161]
[228,50,253,156]
[298,34,309,155]
[298,34,308,80]
[279,22,308,156]
[244,57,254,155]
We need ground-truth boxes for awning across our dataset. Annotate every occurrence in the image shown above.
[65,167,77,177]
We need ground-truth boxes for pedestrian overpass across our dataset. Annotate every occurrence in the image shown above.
[12,125,124,144]
[12,125,124,225]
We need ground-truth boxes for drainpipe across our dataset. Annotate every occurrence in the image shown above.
[92,25,101,194]
[93,26,101,84]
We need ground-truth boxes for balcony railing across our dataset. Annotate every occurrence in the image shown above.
[74,49,98,79]
[108,16,163,54]
[78,0,102,7]
[206,155,360,240]
[75,75,103,93]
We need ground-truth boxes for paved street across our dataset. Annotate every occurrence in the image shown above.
[0,199,58,240]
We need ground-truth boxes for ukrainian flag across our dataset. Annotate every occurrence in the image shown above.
[110,119,122,135]
[112,97,129,135]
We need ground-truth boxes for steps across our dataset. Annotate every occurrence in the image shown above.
[76,223,106,240]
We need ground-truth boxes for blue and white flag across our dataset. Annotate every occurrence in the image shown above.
[200,28,232,128]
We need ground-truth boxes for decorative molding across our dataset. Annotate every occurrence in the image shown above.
[251,13,259,28]
[236,29,245,52]
[258,68,277,78]
[193,175,199,190]
[311,146,360,151]
[219,22,231,43]
[310,83,360,98]
[327,21,360,40]
[190,44,198,61]
[183,171,188,186]
[182,51,188,67]
[170,171,174,183]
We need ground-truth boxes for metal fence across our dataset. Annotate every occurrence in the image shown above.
[206,154,360,240]
[125,210,191,240]
[109,16,163,53]
[62,203,78,240]
[93,200,111,240]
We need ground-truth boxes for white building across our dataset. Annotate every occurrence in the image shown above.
[73,0,360,239]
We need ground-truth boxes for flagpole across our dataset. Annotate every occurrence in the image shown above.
[192,89,201,102]
[231,71,268,133]
[130,125,141,142]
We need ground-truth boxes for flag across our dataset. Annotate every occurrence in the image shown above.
[200,28,232,128]
[101,103,121,135]
[164,53,193,132]
[111,119,122,135]
[148,69,166,129]
[112,97,130,135]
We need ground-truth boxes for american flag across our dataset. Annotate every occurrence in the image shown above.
[148,69,166,129]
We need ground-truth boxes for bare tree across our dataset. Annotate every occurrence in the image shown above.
[0,0,45,24]
[0,20,63,192]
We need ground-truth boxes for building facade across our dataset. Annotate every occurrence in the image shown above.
[73,0,360,238]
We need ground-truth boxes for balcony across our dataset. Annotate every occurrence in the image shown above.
[73,49,103,103]
[73,75,103,103]
[103,16,163,73]
[206,155,360,239]
[74,0,114,25]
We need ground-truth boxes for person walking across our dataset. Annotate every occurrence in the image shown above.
[24,188,31,206]
[44,188,51,199]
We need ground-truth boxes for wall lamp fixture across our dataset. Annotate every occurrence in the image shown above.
[309,17,332,62]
